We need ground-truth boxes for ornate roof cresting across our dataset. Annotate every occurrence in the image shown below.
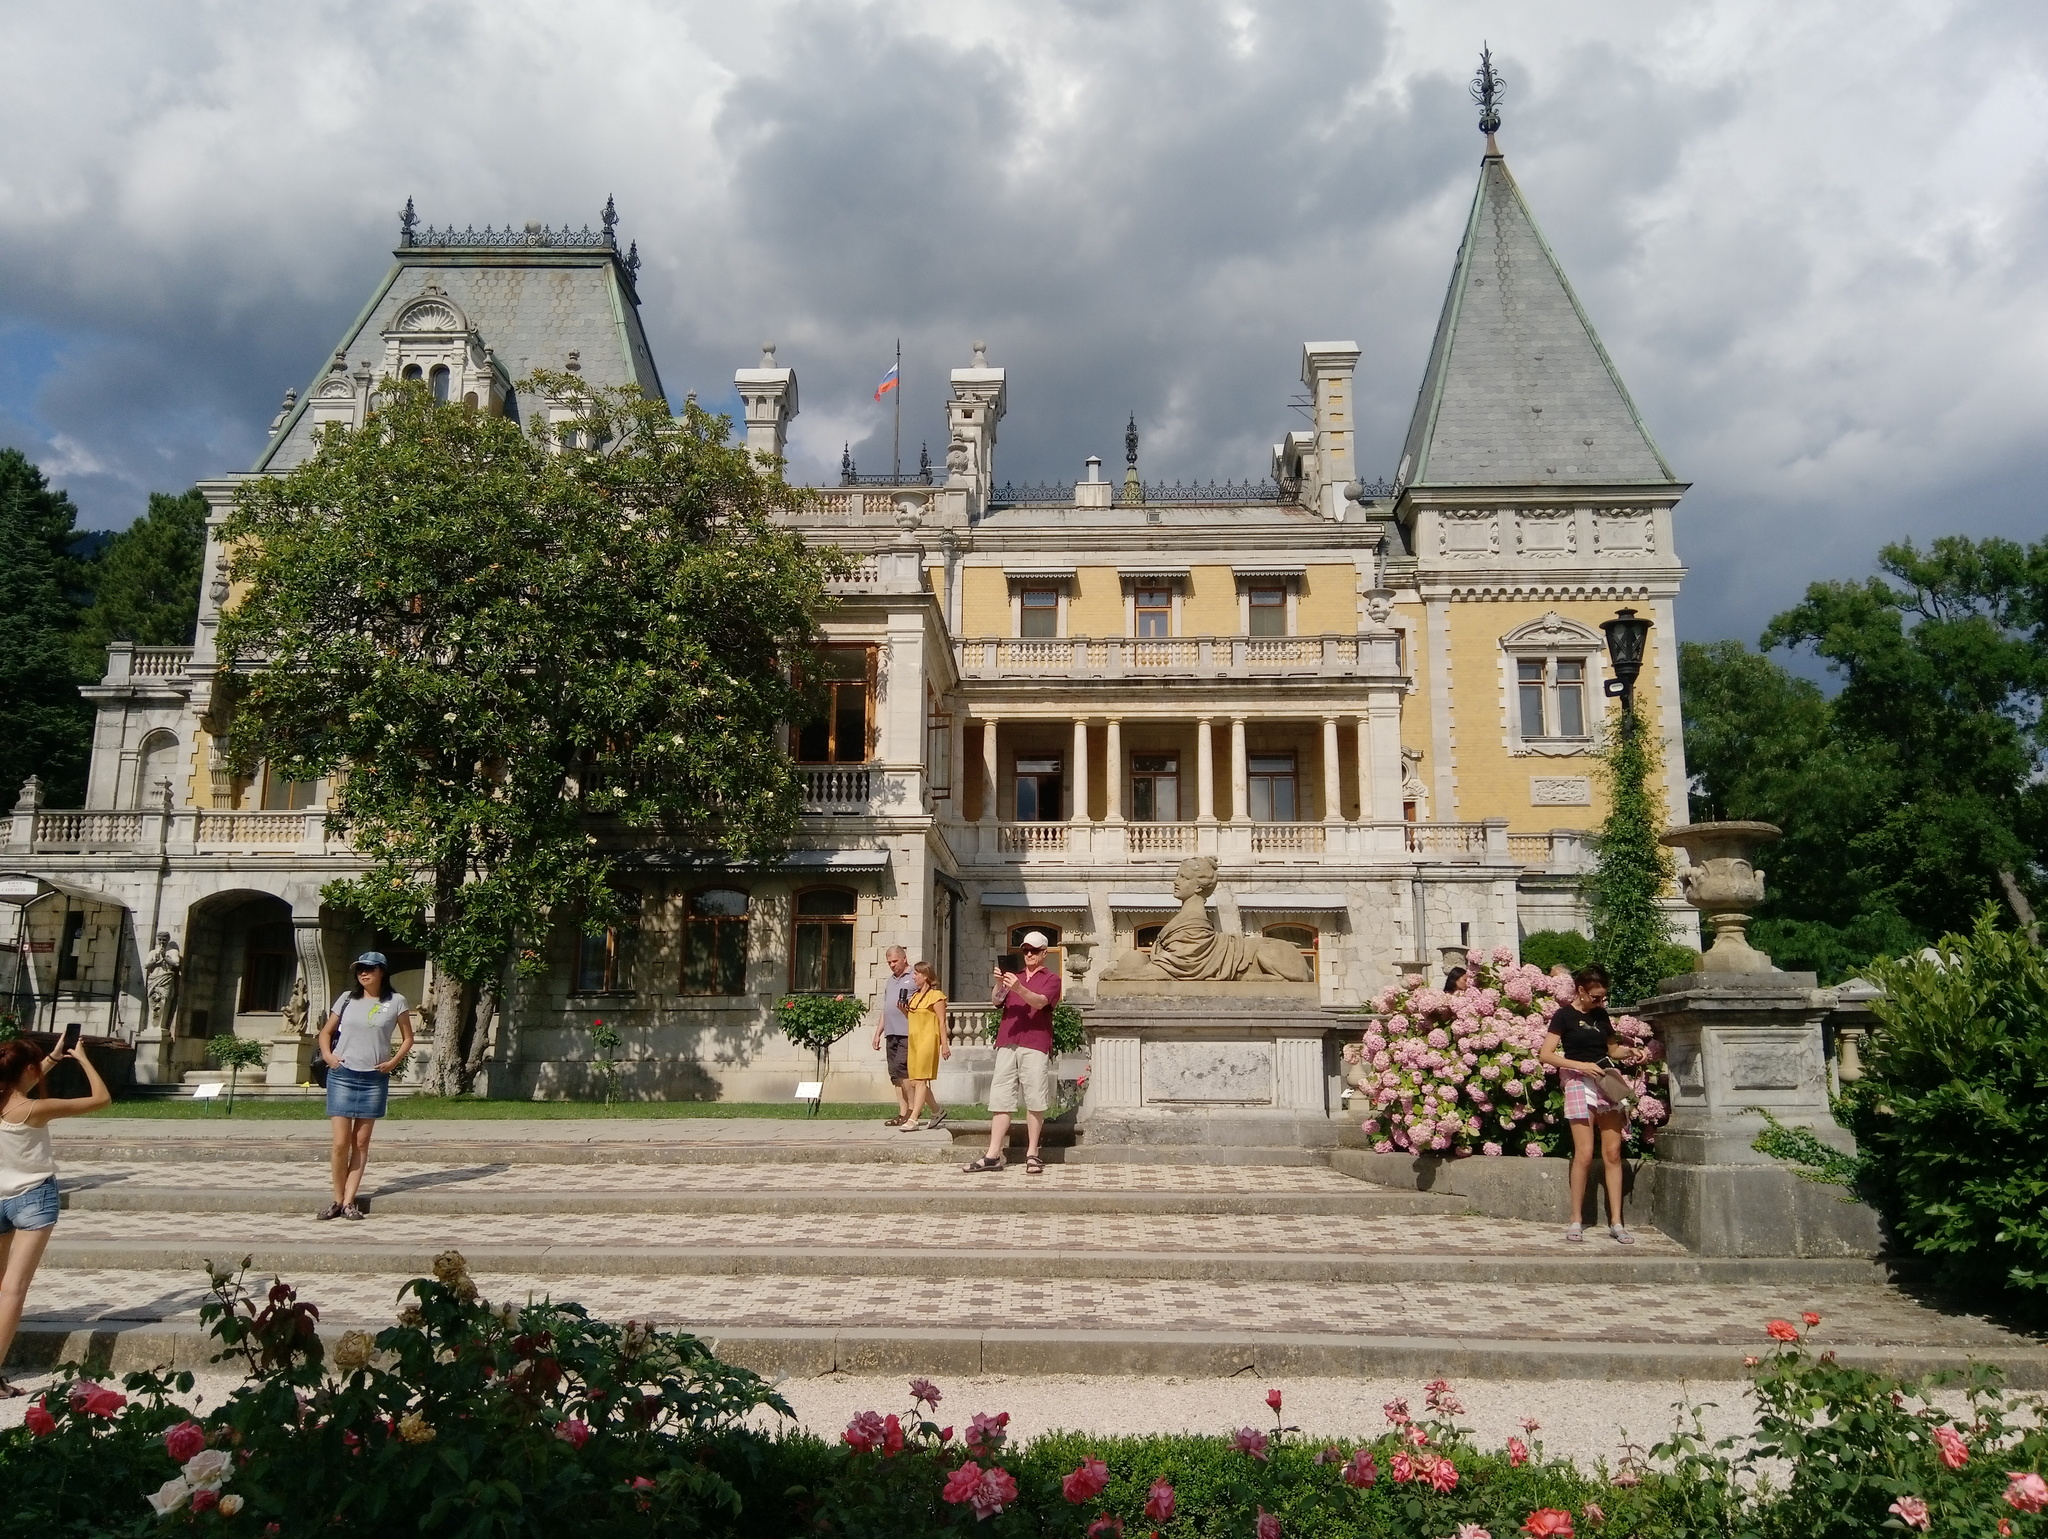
[396,199,628,252]
[1472,44,1504,145]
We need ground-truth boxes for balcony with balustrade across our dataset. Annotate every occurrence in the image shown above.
[5,802,341,858]
[955,632,1392,682]
[954,817,1588,872]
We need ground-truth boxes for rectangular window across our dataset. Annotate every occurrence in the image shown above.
[1014,756,1063,822]
[1518,659,1548,738]
[574,927,621,994]
[1019,586,1061,638]
[1134,587,1172,638]
[238,921,294,1011]
[1248,584,1288,637]
[791,889,857,993]
[797,647,872,763]
[1555,659,1586,736]
[680,889,750,996]
[1247,753,1297,822]
[1130,753,1180,821]
[259,766,317,810]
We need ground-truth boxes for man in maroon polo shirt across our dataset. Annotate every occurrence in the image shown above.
[962,930,1060,1175]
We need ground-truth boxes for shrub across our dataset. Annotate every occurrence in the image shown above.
[977,1001,1087,1055]
[1520,930,1591,973]
[1352,950,1668,1159]
[774,993,869,1054]
[1846,910,2048,1313]
[4,1286,2044,1539]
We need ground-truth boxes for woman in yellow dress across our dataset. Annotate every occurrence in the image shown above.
[902,961,951,1131]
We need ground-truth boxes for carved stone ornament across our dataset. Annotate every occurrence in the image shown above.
[1103,856,1311,984]
[1516,508,1577,559]
[1593,510,1654,557]
[1436,509,1499,559]
[395,296,463,333]
[144,931,183,1034]
[1661,821,1782,973]
[1500,609,1603,649]
[1529,775,1591,806]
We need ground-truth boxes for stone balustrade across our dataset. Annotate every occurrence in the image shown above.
[954,632,1394,681]
[5,807,337,857]
[951,817,1591,869]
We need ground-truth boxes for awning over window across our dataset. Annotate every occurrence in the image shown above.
[978,890,1090,911]
[1107,892,1191,911]
[1233,892,1350,911]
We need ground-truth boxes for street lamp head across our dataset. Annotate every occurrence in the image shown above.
[1600,606,1653,716]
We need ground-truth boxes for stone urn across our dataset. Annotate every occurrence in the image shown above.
[1660,821,1780,974]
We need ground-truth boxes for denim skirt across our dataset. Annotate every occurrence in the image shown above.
[326,1066,391,1120]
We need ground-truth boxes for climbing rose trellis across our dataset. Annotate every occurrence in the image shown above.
[1348,948,1669,1158]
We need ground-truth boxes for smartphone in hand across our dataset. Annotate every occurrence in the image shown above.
[59,1022,83,1055]
[998,953,1024,975]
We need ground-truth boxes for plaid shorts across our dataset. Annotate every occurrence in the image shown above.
[1562,1070,1616,1122]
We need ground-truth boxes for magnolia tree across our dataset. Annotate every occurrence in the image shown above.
[1348,948,1669,1158]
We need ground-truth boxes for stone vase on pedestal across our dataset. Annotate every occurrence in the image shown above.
[1634,821,1880,1257]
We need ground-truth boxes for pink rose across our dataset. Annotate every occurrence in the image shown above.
[1088,1518,1124,1539]
[1889,1496,1930,1530]
[190,1489,220,1516]
[843,1410,886,1453]
[1062,1455,1110,1503]
[1343,1449,1377,1487]
[1390,1452,1414,1483]
[1257,1508,1282,1539]
[164,1420,207,1464]
[2005,1472,2048,1513]
[1934,1425,1968,1469]
[909,1377,942,1407]
[1144,1478,1176,1522]
[963,1410,1010,1455]
[1383,1397,1410,1425]
[1509,1437,1528,1465]
[941,1461,1018,1520]
[1233,1426,1270,1460]
[553,1417,592,1450]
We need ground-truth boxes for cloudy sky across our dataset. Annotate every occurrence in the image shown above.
[3,0,2044,646]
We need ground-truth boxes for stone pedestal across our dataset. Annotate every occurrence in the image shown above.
[265,1034,315,1088]
[1079,999,1340,1148]
[1634,972,1879,1257]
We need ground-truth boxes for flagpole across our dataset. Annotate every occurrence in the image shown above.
[892,337,902,481]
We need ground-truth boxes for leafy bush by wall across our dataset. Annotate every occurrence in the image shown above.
[1520,930,1591,973]
[1848,911,2048,1315]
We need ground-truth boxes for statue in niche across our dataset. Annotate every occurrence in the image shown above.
[143,932,182,1035]
[1104,856,1311,983]
[280,974,310,1039]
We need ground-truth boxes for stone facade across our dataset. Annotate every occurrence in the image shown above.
[0,149,1698,1101]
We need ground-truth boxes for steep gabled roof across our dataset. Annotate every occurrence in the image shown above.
[255,235,665,473]
[1398,153,1674,489]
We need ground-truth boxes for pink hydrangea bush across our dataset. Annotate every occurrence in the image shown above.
[1348,947,1667,1158]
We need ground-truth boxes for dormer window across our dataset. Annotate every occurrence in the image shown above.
[429,365,450,403]
[402,364,423,382]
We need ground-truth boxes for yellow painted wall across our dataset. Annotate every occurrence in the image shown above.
[1182,565,1239,635]
[1443,599,1676,831]
[961,567,1009,637]
[1069,566,1125,637]
[925,565,946,615]
[1296,563,1359,634]
[1396,601,1433,763]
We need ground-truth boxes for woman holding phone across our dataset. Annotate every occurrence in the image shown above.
[316,951,415,1222]
[1538,963,1646,1245]
[0,1027,112,1396]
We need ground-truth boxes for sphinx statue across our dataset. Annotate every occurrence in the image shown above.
[1103,855,1312,984]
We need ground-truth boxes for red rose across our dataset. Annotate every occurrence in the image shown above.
[1801,1311,1821,1327]
[164,1420,207,1464]
[1143,1479,1176,1522]
[1522,1509,1575,1538]
[82,1387,127,1418]
[1267,1388,1284,1413]
[23,1399,56,1437]
[1764,1320,1800,1342]
[1342,1450,1377,1488]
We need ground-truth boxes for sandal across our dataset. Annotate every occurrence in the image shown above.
[900,1119,928,1132]
[1564,1223,1584,1244]
[0,1377,27,1399]
[884,1115,908,1127]
[1610,1226,1635,1245]
[343,1203,367,1221]
[961,1156,1004,1174]
[927,1109,949,1129]
[318,1202,345,1221]
[1025,1154,1045,1175]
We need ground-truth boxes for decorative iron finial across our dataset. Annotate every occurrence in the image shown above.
[840,443,854,484]
[1472,44,1504,147]
[399,196,417,247]
[625,239,640,279]
[918,441,931,482]
[601,194,618,246]
[1125,412,1139,468]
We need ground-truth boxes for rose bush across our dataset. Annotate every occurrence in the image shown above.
[1349,948,1668,1158]
[3,1287,2041,1538]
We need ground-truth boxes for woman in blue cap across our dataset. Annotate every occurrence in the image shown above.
[315,952,416,1220]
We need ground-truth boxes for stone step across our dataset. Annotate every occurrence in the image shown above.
[20,1319,2039,1388]
[55,1135,962,1167]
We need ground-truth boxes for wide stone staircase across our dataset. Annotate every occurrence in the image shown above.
[12,1119,2041,1386]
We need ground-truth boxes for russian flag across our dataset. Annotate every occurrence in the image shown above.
[873,363,899,401]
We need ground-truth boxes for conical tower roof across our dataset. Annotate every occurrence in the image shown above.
[1397,150,1674,489]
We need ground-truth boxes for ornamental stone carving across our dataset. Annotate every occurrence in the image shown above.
[1529,775,1591,806]
[1103,856,1311,985]
[1662,821,1780,974]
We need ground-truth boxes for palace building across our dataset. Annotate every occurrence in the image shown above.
[1,133,1694,1101]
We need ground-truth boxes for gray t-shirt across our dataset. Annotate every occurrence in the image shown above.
[879,970,915,1037]
[329,991,409,1072]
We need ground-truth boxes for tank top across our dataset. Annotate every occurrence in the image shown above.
[0,1108,58,1199]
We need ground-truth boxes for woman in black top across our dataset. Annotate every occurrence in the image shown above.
[1539,964,1645,1244]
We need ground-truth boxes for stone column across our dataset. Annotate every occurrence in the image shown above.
[1356,718,1373,825]
[948,709,967,820]
[1070,718,1090,824]
[979,718,999,826]
[1321,714,1343,822]
[1228,716,1248,824]
[1103,718,1124,823]
[1195,718,1216,824]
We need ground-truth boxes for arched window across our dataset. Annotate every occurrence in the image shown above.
[1262,923,1319,981]
[791,888,857,992]
[429,364,450,403]
[681,888,750,996]
[401,364,424,382]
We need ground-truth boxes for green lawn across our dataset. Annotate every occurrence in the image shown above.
[90,1096,927,1121]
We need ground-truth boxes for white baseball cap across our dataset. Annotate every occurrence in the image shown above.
[1019,931,1051,949]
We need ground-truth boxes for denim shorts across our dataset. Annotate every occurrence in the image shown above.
[0,1175,60,1234]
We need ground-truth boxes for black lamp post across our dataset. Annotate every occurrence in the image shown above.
[1600,607,1653,718]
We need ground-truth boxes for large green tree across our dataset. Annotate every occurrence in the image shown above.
[1679,533,2048,978]
[72,487,209,668]
[0,449,94,805]
[215,376,847,1093]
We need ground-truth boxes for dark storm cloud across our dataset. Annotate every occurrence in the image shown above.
[2,0,2045,648]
